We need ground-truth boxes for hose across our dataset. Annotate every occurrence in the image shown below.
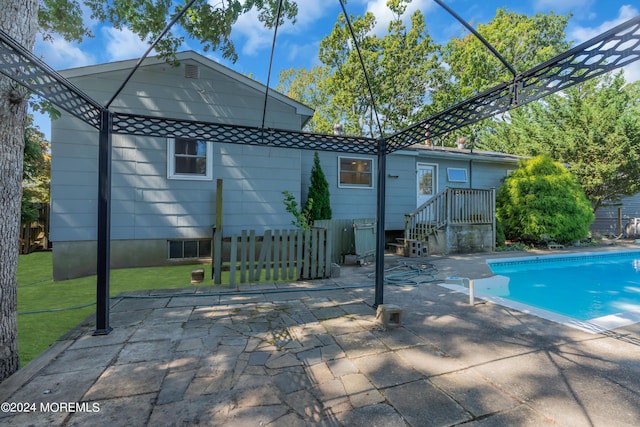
[368,261,439,286]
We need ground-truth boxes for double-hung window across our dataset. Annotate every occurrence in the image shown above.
[167,138,213,180]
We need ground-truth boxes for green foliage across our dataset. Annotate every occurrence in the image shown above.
[82,0,297,63]
[429,8,571,146]
[22,116,50,224]
[480,72,640,212]
[39,0,92,42]
[496,155,594,245]
[282,190,313,230]
[437,9,570,105]
[306,152,331,221]
[279,5,570,144]
[495,218,506,248]
[279,0,441,137]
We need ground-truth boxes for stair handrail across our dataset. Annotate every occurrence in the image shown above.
[404,188,449,242]
[404,187,496,243]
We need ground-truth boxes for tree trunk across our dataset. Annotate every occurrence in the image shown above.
[0,0,39,382]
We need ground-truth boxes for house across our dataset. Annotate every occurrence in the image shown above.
[50,51,520,280]
[592,194,640,238]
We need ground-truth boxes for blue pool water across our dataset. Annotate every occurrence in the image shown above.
[486,250,640,322]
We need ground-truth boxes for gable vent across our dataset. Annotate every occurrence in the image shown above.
[184,64,200,79]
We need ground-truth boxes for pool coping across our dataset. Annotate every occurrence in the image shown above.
[441,249,640,334]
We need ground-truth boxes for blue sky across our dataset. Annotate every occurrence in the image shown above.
[32,0,640,136]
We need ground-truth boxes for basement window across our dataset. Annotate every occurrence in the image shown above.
[168,239,212,259]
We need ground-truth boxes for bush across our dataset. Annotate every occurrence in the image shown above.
[495,218,506,248]
[496,155,594,245]
[306,152,331,221]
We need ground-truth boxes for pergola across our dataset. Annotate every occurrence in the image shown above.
[1,2,639,335]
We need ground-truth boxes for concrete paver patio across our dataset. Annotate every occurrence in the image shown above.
[2,246,640,426]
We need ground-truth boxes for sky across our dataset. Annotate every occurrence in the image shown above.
[32,0,640,137]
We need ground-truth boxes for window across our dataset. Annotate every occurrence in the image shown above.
[338,156,373,188]
[167,138,213,180]
[168,239,212,259]
[447,168,468,183]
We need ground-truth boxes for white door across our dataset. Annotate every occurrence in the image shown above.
[417,163,436,207]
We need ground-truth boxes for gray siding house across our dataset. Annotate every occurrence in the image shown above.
[50,51,314,280]
[592,194,640,237]
[50,51,520,280]
[302,147,518,231]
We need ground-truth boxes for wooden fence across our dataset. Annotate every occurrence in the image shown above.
[212,228,332,285]
[314,218,376,264]
[19,203,50,254]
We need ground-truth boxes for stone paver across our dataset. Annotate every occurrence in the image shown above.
[3,248,640,426]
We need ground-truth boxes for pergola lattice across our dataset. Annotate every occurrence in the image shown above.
[1,7,639,335]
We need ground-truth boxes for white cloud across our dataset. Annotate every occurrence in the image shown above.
[287,2,338,30]
[569,4,639,43]
[102,26,153,61]
[233,8,271,56]
[34,37,96,69]
[570,5,640,83]
[364,0,436,35]
[231,2,337,57]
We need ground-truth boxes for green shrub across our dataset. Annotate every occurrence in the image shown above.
[495,218,506,248]
[306,152,331,221]
[496,155,594,245]
[282,190,313,230]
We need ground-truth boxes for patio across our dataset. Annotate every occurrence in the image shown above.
[1,246,640,426]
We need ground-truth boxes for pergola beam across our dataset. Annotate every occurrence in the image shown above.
[386,15,640,153]
[112,113,378,154]
[0,28,103,128]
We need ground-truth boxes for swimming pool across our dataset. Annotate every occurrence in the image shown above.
[441,250,640,333]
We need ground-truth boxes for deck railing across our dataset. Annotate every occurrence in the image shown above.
[404,187,495,242]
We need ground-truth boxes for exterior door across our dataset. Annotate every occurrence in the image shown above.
[417,163,436,207]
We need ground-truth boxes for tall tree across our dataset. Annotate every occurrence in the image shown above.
[434,8,570,109]
[0,0,39,382]
[280,5,570,143]
[0,0,297,382]
[479,72,640,212]
[306,152,331,221]
[428,8,571,145]
[22,116,51,224]
[279,0,441,137]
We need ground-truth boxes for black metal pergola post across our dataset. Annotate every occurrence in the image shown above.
[94,109,113,335]
[374,138,388,308]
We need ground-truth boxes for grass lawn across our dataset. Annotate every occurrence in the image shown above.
[17,251,283,367]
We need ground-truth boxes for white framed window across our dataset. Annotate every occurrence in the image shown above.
[447,168,468,183]
[338,156,374,189]
[167,138,213,180]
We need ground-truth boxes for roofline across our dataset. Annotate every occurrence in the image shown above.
[59,50,315,121]
[394,145,523,163]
